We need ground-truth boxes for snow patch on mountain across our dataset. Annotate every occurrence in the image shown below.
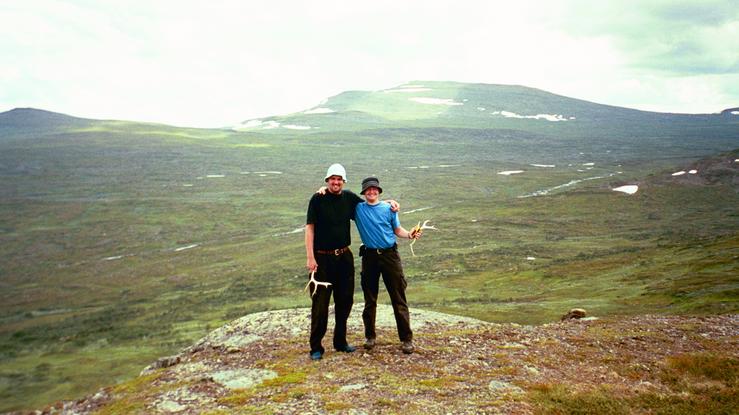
[385,88,433,93]
[174,244,199,252]
[520,173,619,198]
[410,97,464,106]
[304,107,335,114]
[613,185,639,195]
[233,120,280,130]
[492,110,572,122]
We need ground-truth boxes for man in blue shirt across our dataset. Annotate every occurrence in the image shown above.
[355,177,420,354]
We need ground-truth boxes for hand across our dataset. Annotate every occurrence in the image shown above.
[388,199,400,212]
[410,228,423,239]
[306,258,318,272]
[316,186,327,195]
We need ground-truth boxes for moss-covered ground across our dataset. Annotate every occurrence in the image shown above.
[1,115,736,411]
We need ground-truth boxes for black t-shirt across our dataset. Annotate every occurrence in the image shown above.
[306,190,362,250]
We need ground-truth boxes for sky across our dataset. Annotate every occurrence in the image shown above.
[1,0,738,128]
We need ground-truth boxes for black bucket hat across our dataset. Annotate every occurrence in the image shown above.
[360,177,383,195]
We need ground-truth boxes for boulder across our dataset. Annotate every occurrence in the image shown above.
[561,308,587,321]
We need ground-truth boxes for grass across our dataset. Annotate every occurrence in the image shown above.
[417,375,466,388]
[217,389,258,407]
[529,353,739,414]
[530,380,738,415]
[261,371,308,387]
[661,353,738,388]
[0,105,737,411]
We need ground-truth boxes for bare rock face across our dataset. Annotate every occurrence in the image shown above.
[182,304,489,357]
[561,308,587,320]
[211,368,278,389]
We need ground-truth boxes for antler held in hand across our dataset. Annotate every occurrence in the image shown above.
[304,271,331,297]
[409,220,438,257]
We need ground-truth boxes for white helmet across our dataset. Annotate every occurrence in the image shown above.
[324,163,347,182]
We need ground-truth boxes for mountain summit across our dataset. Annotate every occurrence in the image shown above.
[0,107,86,125]
[0,107,91,138]
[233,81,737,133]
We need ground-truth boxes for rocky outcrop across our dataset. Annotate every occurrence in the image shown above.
[660,153,739,187]
[28,307,738,415]
[560,308,588,320]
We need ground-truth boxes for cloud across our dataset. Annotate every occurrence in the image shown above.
[1,0,737,126]
[555,0,739,76]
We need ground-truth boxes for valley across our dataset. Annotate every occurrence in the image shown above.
[0,81,737,412]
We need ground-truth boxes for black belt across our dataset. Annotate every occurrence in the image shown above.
[315,246,350,256]
[361,244,397,256]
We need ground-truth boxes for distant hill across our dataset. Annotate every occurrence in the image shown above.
[0,107,85,124]
[0,107,93,127]
[233,81,739,137]
[0,108,94,139]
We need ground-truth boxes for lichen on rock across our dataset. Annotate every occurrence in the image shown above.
[211,368,278,390]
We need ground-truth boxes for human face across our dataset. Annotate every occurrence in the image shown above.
[363,187,380,204]
[326,175,345,194]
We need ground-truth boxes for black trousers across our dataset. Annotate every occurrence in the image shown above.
[309,249,355,354]
[360,247,413,342]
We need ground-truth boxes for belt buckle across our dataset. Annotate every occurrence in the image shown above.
[334,248,341,256]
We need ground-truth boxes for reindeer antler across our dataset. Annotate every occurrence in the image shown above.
[419,220,438,231]
[304,271,331,297]
[409,220,438,257]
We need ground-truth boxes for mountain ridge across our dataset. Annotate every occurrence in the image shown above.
[3,81,736,131]
[232,81,739,134]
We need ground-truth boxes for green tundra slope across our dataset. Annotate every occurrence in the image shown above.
[0,81,737,411]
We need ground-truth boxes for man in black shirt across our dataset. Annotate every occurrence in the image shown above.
[305,163,398,360]
[305,163,361,360]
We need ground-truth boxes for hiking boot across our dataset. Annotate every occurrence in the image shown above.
[335,344,357,353]
[401,340,414,354]
[364,338,376,350]
[310,351,323,361]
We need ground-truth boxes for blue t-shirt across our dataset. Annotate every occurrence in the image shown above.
[355,201,400,249]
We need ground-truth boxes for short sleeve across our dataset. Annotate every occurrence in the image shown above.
[306,194,319,224]
[390,210,400,230]
[346,190,362,207]
[345,190,362,220]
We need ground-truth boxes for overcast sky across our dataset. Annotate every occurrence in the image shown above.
[1,0,737,128]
